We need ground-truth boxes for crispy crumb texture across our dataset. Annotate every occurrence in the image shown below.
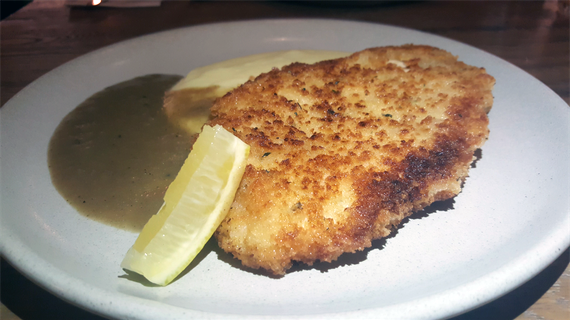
[209,45,495,275]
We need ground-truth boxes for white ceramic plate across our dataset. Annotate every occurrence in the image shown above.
[1,19,569,320]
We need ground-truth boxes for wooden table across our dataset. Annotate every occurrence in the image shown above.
[1,1,568,319]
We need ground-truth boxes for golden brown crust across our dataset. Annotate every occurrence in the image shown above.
[209,45,495,275]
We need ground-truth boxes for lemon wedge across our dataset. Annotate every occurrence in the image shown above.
[121,125,249,285]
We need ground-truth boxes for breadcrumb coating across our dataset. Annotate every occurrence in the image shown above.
[208,45,495,275]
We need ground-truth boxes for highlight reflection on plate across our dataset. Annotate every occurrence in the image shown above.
[1,19,568,320]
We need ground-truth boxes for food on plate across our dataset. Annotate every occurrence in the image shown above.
[49,52,348,233]
[163,50,349,134]
[48,74,191,232]
[208,45,495,275]
[121,125,249,285]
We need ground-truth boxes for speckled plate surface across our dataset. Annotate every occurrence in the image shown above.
[1,19,569,319]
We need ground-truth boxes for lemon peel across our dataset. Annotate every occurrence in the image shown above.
[121,125,249,285]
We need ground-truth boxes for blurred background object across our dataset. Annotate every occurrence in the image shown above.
[282,0,423,7]
[1,0,32,20]
[65,0,161,7]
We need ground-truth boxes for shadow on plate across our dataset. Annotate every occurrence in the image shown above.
[1,241,568,320]
[213,197,455,277]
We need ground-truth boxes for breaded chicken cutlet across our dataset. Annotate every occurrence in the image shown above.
[208,45,495,275]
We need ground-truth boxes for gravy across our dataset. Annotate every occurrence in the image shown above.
[48,74,192,232]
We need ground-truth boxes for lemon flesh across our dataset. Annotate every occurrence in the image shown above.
[121,125,249,285]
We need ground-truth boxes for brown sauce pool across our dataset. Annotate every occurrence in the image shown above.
[48,74,217,232]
